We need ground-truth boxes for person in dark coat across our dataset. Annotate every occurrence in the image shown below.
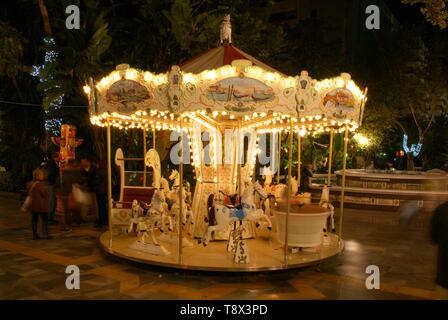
[60,159,85,227]
[27,168,52,240]
[299,164,313,193]
[94,160,109,228]
[431,201,448,298]
[43,152,60,224]
[80,155,97,222]
[81,156,96,193]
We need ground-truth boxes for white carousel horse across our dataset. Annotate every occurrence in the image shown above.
[170,186,194,233]
[263,173,273,190]
[145,149,161,188]
[147,188,173,233]
[261,168,289,201]
[160,177,170,198]
[319,185,335,233]
[261,166,274,193]
[126,200,161,245]
[167,170,191,204]
[127,199,145,234]
[184,181,192,206]
[273,184,288,201]
[290,176,298,195]
[200,180,272,246]
[169,169,180,190]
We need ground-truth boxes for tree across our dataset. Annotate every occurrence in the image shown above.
[32,0,112,160]
[371,29,448,170]
[402,0,448,29]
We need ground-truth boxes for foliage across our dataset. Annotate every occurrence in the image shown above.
[35,0,112,111]
[402,0,448,29]
[162,0,220,52]
[0,22,26,79]
[365,28,448,169]
[2,0,448,192]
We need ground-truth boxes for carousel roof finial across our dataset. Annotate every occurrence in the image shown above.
[220,14,232,45]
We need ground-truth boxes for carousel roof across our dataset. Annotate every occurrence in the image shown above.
[84,15,367,135]
[179,44,283,75]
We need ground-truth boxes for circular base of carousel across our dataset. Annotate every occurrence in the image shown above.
[99,231,343,272]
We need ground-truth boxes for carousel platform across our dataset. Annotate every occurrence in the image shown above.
[99,231,343,272]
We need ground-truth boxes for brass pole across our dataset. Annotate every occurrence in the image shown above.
[338,126,349,242]
[284,120,293,265]
[106,124,113,247]
[143,129,147,187]
[238,119,242,197]
[178,116,184,264]
[277,131,282,183]
[216,127,220,193]
[297,132,301,188]
[231,128,238,194]
[327,128,334,186]
[152,128,156,149]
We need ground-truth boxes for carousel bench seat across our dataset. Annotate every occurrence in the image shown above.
[117,187,155,208]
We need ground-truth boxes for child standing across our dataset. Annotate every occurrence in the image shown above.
[27,168,52,240]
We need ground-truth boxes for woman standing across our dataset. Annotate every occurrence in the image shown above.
[431,201,448,299]
[27,168,52,240]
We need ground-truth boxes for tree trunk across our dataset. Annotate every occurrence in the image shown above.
[406,153,415,171]
[37,0,52,37]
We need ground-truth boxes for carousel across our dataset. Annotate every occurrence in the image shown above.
[84,16,367,271]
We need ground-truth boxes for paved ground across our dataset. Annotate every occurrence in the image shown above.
[0,192,443,300]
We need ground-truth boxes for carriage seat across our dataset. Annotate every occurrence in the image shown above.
[224,204,242,210]
[118,187,155,209]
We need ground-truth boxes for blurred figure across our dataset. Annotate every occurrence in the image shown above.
[431,201,448,299]
[94,160,108,228]
[43,152,60,224]
[399,200,421,225]
[26,168,52,240]
[60,159,85,228]
[80,155,97,222]
[299,164,313,193]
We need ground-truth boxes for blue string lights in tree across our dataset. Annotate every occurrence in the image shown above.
[31,37,64,135]
[402,134,422,157]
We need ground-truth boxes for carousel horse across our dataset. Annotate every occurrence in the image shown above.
[169,169,180,190]
[127,199,145,234]
[160,176,171,198]
[219,190,240,206]
[145,149,161,188]
[147,188,173,233]
[167,169,192,205]
[200,180,272,246]
[126,200,161,245]
[184,181,192,206]
[261,168,289,202]
[260,193,276,217]
[319,185,335,233]
[170,185,194,233]
[290,176,299,195]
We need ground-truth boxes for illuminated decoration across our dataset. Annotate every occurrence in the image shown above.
[396,150,405,158]
[403,134,422,157]
[86,62,366,132]
[353,133,370,147]
[50,124,83,171]
[31,37,64,134]
[85,16,368,244]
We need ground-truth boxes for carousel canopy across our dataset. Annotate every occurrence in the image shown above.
[85,16,367,135]
[180,44,283,75]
